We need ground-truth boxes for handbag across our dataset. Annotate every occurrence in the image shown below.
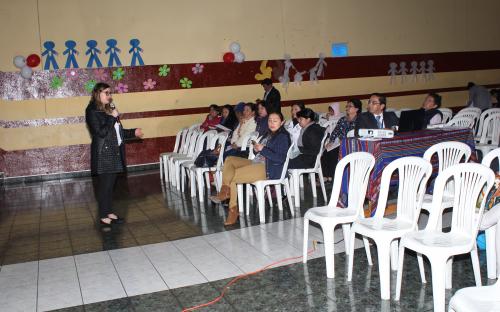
[194,144,221,168]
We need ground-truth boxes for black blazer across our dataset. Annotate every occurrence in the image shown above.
[299,123,325,156]
[85,103,136,175]
[264,87,281,114]
[355,111,399,136]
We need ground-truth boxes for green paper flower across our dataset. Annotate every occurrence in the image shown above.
[158,65,170,77]
[112,68,125,80]
[50,76,64,89]
[84,79,97,93]
[180,77,192,88]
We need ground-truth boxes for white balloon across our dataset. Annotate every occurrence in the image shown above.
[20,66,33,79]
[229,42,240,54]
[13,55,26,69]
[234,51,245,63]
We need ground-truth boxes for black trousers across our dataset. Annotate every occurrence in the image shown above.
[321,147,340,178]
[93,173,117,219]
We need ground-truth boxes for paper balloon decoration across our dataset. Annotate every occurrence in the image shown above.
[26,54,41,67]
[229,42,240,54]
[13,55,26,68]
[234,52,245,63]
[20,66,33,79]
[223,52,235,63]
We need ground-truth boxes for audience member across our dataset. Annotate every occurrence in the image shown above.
[255,101,269,137]
[355,93,399,135]
[321,99,362,182]
[209,112,291,225]
[220,104,238,131]
[285,102,305,147]
[288,108,325,169]
[467,82,492,111]
[200,104,221,131]
[225,103,257,158]
[421,93,443,127]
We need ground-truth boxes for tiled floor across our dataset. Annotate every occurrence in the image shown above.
[0,169,494,311]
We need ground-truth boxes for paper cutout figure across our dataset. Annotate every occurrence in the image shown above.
[86,40,103,68]
[105,39,122,67]
[63,40,79,68]
[426,60,435,81]
[388,62,398,84]
[255,60,273,81]
[418,61,426,81]
[398,61,408,83]
[410,61,419,82]
[279,54,296,90]
[42,41,59,70]
[309,53,328,83]
[293,70,306,85]
[129,39,144,66]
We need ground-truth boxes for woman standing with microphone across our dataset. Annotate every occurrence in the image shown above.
[85,82,144,226]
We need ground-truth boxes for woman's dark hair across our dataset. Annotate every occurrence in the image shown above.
[348,98,363,114]
[209,104,219,112]
[292,102,306,111]
[427,93,442,108]
[244,102,256,112]
[296,108,316,120]
[221,104,237,130]
[90,82,112,112]
[269,111,285,122]
[267,112,286,135]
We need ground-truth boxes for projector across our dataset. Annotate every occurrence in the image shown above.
[358,129,394,138]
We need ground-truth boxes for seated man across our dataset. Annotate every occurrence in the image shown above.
[421,92,443,127]
[355,93,399,136]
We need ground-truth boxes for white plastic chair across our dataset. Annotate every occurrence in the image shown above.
[476,115,500,160]
[446,116,475,129]
[420,142,472,225]
[455,110,480,129]
[167,127,201,187]
[288,132,329,207]
[347,157,433,300]
[237,144,295,224]
[457,107,482,116]
[438,108,453,124]
[303,152,375,278]
[482,148,500,279]
[160,127,186,183]
[188,132,229,203]
[475,108,500,141]
[395,163,495,312]
[448,279,500,312]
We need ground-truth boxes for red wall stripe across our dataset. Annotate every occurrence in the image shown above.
[1,50,500,101]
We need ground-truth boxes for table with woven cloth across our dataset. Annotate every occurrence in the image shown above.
[339,128,476,216]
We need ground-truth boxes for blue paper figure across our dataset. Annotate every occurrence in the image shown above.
[105,39,122,67]
[85,40,102,68]
[63,40,79,68]
[42,41,59,70]
[129,39,144,66]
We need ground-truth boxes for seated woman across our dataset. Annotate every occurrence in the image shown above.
[288,108,325,169]
[255,101,269,137]
[321,99,362,182]
[200,104,222,132]
[285,102,305,147]
[219,104,238,131]
[224,103,257,158]
[421,93,443,127]
[209,112,291,225]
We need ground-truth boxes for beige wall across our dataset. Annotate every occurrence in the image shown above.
[1,0,500,71]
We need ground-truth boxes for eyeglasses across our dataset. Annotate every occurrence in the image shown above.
[368,101,381,105]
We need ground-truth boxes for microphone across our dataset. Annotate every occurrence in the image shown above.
[110,102,120,123]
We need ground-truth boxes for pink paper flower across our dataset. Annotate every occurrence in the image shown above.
[94,68,108,81]
[115,82,128,93]
[192,63,204,74]
[65,69,78,78]
[143,78,157,90]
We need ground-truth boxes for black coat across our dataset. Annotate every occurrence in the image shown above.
[264,87,281,114]
[355,111,399,136]
[85,103,136,175]
[289,123,325,169]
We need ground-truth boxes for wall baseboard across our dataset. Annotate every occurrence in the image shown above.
[3,163,160,185]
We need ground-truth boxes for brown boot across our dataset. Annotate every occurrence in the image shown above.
[224,206,239,226]
[209,185,230,203]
